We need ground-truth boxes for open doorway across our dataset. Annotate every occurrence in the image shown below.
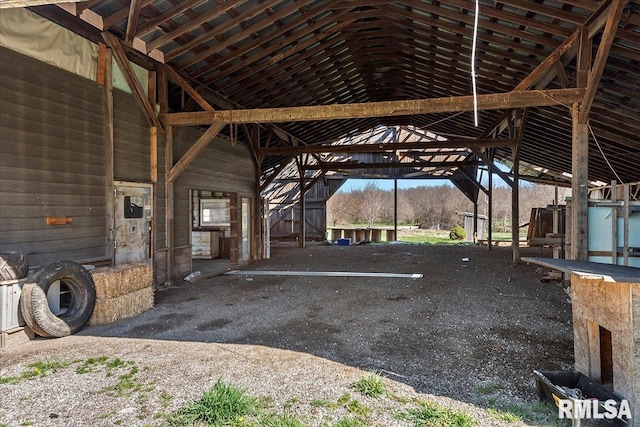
[190,190,232,275]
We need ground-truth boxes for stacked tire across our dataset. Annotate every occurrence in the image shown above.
[20,260,96,338]
[0,252,29,281]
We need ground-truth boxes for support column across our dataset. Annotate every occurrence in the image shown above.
[473,202,478,244]
[512,158,520,262]
[488,170,493,251]
[298,158,306,248]
[394,179,398,240]
[102,45,115,265]
[165,126,174,284]
[571,108,589,261]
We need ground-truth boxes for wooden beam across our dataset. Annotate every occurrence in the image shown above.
[167,123,225,183]
[102,32,166,139]
[303,160,480,170]
[162,88,586,127]
[579,0,626,124]
[103,47,114,264]
[124,0,142,45]
[571,108,589,261]
[459,167,489,196]
[260,138,517,156]
[297,157,306,248]
[0,0,81,8]
[165,66,214,111]
[472,148,514,188]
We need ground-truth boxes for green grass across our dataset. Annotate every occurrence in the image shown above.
[352,373,386,398]
[396,401,476,427]
[260,412,306,427]
[397,235,470,245]
[487,407,522,423]
[1,359,71,384]
[168,380,258,426]
[333,416,366,427]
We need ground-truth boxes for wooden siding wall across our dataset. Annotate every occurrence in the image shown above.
[172,127,255,276]
[0,47,107,267]
[112,89,167,283]
[269,180,329,241]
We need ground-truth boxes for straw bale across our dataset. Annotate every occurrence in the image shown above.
[88,286,154,326]
[90,263,152,299]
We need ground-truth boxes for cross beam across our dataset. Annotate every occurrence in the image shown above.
[161,88,585,126]
[259,138,517,156]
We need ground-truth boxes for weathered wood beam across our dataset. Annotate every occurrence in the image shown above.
[304,160,479,170]
[472,148,514,188]
[162,88,585,127]
[102,32,166,139]
[459,166,489,196]
[167,123,225,183]
[579,0,626,124]
[165,66,214,111]
[146,0,245,53]
[136,0,202,36]
[260,138,517,156]
[0,0,80,8]
[124,0,142,45]
[103,46,115,264]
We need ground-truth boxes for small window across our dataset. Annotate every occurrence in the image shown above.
[200,199,230,227]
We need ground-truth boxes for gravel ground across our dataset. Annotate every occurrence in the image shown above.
[0,243,573,426]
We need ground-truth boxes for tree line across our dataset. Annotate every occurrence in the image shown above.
[327,182,570,232]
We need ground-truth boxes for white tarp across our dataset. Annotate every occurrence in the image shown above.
[0,7,97,81]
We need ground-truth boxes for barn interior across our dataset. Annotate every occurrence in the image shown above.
[0,0,639,424]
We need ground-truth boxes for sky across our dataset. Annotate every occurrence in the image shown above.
[337,161,514,193]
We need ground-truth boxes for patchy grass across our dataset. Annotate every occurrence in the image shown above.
[352,373,386,398]
[333,416,366,427]
[1,359,71,384]
[168,380,258,426]
[260,412,306,427]
[396,401,476,427]
[487,407,522,423]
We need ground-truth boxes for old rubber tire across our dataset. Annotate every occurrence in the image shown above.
[25,261,96,338]
[19,282,54,339]
[0,252,29,280]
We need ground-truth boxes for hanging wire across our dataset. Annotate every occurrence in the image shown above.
[471,0,480,127]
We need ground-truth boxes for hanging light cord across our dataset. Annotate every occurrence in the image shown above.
[471,0,480,127]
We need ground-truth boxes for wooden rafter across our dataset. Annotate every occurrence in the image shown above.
[124,0,143,45]
[579,0,626,124]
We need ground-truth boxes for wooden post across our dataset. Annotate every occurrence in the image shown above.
[165,126,174,284]
[394,178,398,240]
[103,46,115,265]
[571,109,589,261]
[623,183,629,266]
[230,192,239,264]
[473,202,478,244]
[512,158,520,262]
[572,27,590,261]
[298,158,306,248]
[611,180,617,264]
[488,170,493,251]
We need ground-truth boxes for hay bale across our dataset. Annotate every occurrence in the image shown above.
[88,286,154,326]
[90,263,152,299]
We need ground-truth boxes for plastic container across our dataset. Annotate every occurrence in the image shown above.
[533,370,627,426]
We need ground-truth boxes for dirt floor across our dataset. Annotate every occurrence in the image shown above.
[0,243,574,426]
